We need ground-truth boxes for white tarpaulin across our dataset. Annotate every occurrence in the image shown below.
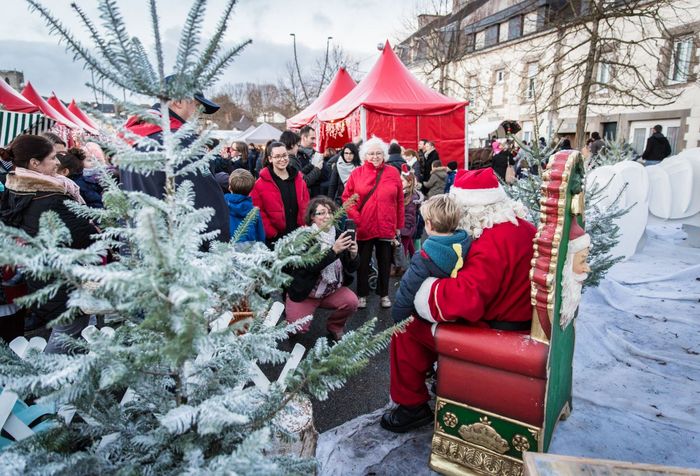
[240,123,283,144]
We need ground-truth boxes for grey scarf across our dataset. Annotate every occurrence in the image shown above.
[336,160,356,185]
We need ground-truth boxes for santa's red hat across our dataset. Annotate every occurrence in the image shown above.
[449,168,508,206]
[568,220,590,254]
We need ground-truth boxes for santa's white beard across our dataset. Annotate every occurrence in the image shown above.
[458,199,529,238]
[560,252,587,329]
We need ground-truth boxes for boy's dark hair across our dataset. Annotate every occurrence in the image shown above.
[591,131,601,140]
[304,196,337,226]
[299,125,314,138]
[447,161,458,171]
[0,135,54,169]
[431,160,442,169]
[388,142,402,155]
[228,169,255,195]
[653,124,663,133]
[56,147,87,176]
[41,132,67,147]
[279,130,300,150]
[264,141,286,167]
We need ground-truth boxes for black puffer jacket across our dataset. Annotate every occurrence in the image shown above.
[1,170,98,324]
[284,228,359,302]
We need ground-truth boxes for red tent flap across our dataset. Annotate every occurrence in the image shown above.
[68,100,99,130]
[21,82,80,129]
[317,40,467,121]
[0,80,39,114]
[48,93,97,134]
[287,68,356,129]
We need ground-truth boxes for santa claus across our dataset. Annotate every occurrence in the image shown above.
[560,220,591,329]
[381,168,536,433]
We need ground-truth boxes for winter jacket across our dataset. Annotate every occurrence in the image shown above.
[425,168,448,197]
[589,139,605,157]
[642,132,672,162]
[422,149,441,182]
[70,172,103,208]
[491,151,515,182]
[405,157,422,182]
[444,170,456,193]
[211,156,246,176]
[320,154,337,197]
[401,191,422,238]
[392,230,471,323]
[327,161,358,205]
[250,166,309,241]
[342,161,404,241]
[1,169,98,325]
[292,148,322,197]
[386,153,407,173]
[121,107,230,243]
[284,228,360,302]
[224,193,265,243]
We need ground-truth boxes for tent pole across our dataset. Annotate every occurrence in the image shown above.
[360,106,367,142]
[464,105,469,170]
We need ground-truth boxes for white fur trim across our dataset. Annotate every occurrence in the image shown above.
[457,198,529,239]
[414,277,439,323]
[568,233,591,254]
[450,185,507,206]
[430,323,438,336]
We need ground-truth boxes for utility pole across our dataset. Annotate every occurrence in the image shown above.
[317,36,333,97]
[290,33,309,103]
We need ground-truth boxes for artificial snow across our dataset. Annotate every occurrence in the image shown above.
[316,219,700,474]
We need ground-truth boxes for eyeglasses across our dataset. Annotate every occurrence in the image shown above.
[313,209,331,216]
[366,151,384,157]
[270,154,288,160]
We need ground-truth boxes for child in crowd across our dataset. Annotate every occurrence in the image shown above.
[56,148,104,208]
[398,165,423,272]
[443,161,458,193]
[224,169,265,243]
[392,195,471,323]
[423,160,447,198]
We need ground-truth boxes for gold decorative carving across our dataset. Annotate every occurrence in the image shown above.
[432,434,524,476]
[571,193,584,215]
[527,428,539,441]
[443,412,458,428]
[436,400,446,412]
[436,422,445,433]
[512,434,530,452]
[457,416,510,454]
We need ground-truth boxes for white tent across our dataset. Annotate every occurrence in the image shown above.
[240,123,283,144]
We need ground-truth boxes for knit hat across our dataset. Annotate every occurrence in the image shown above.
[568,219,590,254]
[449,168,507,206]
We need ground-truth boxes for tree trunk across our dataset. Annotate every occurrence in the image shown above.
[575,14,601,150]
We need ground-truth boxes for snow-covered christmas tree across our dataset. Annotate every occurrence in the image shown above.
[0,1,391,473]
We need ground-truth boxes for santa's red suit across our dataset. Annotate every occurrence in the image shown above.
[389,169,536,407]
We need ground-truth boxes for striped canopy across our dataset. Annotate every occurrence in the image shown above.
[0,110,55,147]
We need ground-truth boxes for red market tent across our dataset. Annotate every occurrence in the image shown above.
[68,99,100,130]
[317,40,468,167]
[0,80,39,114]
[48,93,98,134]
[287,67,356,151]
[21,82,80,130]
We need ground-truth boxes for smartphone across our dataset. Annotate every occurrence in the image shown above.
[344,219,356,241]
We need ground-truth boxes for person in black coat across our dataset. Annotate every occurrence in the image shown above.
[386,142,407,172]
[0,135,98,353]
[490,142,515,181]
[642,125,673,162]
[284,197,359,342]
[328,143,361,205]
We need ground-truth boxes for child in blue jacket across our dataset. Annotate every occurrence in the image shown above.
[392,194,470,323]
[224,169,265,243]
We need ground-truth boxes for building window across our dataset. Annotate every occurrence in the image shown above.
[669,36,693,83]
[508,16,523,40]
[484,24,499,48]
[496,69,505,83]
[464,33,475,52]
[526,63,537,100]
[597,62,610,93]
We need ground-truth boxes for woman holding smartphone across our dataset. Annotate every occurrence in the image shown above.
[283,197,359,342]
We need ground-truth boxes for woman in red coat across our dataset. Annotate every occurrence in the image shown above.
[251,141,310,247]
[342,137,404,309]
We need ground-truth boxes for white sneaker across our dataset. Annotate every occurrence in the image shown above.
[357,297,367,309]
[380,296,392,308]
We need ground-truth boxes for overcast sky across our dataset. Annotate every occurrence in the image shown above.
[0,0,416,102]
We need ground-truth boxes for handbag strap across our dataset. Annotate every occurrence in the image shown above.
[357,167,385,212]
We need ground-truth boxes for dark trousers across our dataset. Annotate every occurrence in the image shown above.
[357,239,392,298]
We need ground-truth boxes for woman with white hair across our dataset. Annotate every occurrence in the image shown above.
[342,136,404,309]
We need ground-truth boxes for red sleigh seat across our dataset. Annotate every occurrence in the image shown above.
[429,150,586,476]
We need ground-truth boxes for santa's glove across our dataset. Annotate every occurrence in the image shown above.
[413,277,440,323]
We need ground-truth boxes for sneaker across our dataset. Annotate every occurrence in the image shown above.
[357,297,367,309]
[380,403,433,433]
[380,296,392,308]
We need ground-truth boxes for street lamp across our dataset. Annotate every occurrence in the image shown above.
[290,33,309,102]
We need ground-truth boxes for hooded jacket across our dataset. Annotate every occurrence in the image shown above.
[424,168,448,197]
[250,166,309,241]
[121,107,230,243]
[342,161,404,241]
[642,132,672,162]
[224,193,265,243]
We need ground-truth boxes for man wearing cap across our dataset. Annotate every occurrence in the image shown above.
[121,82,230,244]
[381,168,536,433]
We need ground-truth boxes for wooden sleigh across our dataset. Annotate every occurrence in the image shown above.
[429,150,586,476]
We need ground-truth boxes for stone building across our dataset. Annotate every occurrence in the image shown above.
[1,70,25,92]
[397,0,700,155]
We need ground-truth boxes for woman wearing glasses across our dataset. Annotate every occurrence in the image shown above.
[328,142,361,205]
[284,197,359,342]
[342,137,404,309]
[251,141,310,247]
